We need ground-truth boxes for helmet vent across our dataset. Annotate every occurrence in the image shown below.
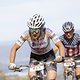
[27,14,45,29]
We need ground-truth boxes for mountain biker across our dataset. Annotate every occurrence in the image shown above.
[54,21,80,80]
[9,14,65,80]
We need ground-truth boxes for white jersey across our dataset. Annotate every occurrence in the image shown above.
[16,28,60,55]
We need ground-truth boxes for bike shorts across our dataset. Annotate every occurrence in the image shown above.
[29,49,57,71]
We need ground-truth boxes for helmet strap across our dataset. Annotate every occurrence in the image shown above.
[72,29,74,32]
[39,27,45,39]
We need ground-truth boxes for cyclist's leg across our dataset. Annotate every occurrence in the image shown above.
[43,60,57,79]
[28,52,45,80]
[75,67,80,80]
[64,66,68,80]
[64,58,73,80]
[45,50,57,80]
[28,52,39,79]
[48,71,57,80]
[75,56,80,80]
[28,58,37,80]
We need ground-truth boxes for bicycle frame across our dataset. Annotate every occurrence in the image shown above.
[9,60,56,80]
[29,60,57,80]
[63,58,76,80]
[30,61,46,80]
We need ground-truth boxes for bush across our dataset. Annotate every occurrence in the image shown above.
[0,70,29,80]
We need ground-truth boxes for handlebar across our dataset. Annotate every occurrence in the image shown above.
[8,59,56,72]
[8,65,29,72]
[8,57,63,72]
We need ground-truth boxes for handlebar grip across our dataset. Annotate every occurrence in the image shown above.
[62,56,65,62]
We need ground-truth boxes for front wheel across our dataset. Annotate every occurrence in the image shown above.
[31,76,37,80]
[37,77,43,80]
[31,76,43,80]
[64,72,75,80]
[67,75,73,80]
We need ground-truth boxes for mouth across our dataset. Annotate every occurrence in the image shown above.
[32,33,39,38]
[33,34,37,37]
[67,35,72,39]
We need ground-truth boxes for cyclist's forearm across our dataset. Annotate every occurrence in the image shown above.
[10,43,20,63]
[10,49,17,63]
[56,41,65,57]
[59,43,65,57]
[53,46,59,54]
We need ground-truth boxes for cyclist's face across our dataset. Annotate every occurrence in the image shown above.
[30,28,40,39]
[64,31,74,39]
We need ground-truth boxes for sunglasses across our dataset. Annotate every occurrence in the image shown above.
[29,28,40,33]
[64,31,73,35]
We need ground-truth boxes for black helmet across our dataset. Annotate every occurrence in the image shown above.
[62,22,74,32]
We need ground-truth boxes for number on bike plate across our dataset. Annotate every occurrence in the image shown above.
[30,65,44,71]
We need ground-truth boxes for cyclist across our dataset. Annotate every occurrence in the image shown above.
[9,14,65,80]
[55,21,80,80]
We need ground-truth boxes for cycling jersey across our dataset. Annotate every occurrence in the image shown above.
[16,28,60,55]
[59,33,80,57]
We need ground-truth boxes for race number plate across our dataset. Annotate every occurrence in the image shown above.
[30,65,44,71]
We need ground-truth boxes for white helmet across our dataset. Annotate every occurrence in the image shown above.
[27,14,45,29]
[62,22,74,32]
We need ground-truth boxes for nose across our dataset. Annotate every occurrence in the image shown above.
[33,31,36,35]
[32,32,36,35]
[67,33,70,35]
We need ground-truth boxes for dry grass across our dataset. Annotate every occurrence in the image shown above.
[0,70,29,80]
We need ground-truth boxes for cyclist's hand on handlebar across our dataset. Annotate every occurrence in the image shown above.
[55,56,64,62]
[8,63,16,70]
[64,57,74,62]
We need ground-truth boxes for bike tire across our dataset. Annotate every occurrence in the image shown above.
[67,75,73,80]
[64,73,75,80]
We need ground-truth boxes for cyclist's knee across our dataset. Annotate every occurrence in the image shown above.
[46,62,57,80]
[30,76,37,80]
[48,78,56,80]
[49,79,56,80]
[75,67,80,80]
[76,74,80,80]
[47,70,57,80]
[28,71,36,79]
